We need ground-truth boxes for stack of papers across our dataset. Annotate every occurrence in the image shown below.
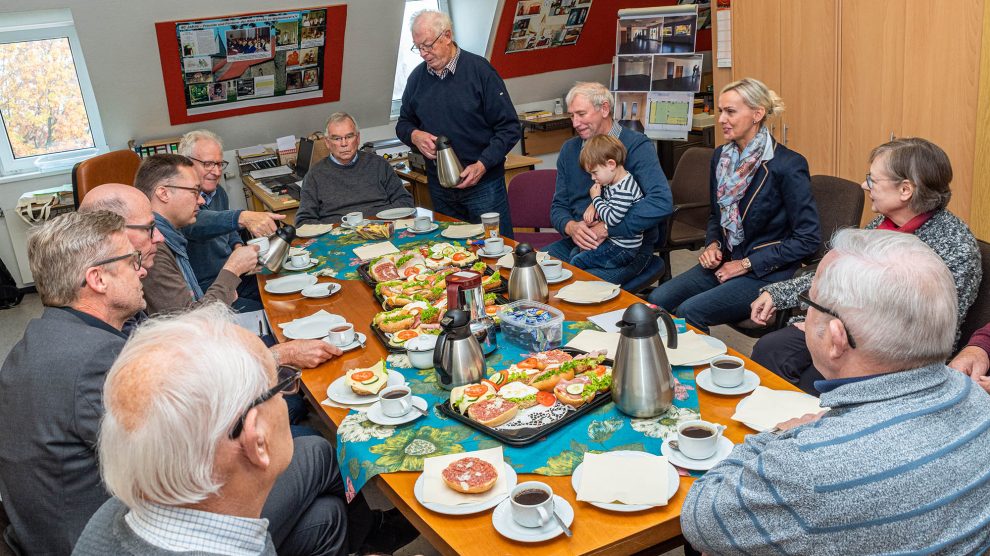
[353,241,400,261]
[556,281,620,303]
[576,452,669,505]
[421,447,508,505]
[732,386,826,431]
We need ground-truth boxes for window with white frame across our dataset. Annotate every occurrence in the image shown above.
[391,0,446,118]
[0,9,106,175]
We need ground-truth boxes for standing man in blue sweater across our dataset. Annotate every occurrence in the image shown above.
[548,82,672,284]
[396,10,520,237]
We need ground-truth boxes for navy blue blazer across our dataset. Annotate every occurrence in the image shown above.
[705,142,821,282]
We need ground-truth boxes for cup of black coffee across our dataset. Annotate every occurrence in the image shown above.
[675,419,726,460]
[510,481,554,528]
[379,385,411,417]
[709,355,745,388]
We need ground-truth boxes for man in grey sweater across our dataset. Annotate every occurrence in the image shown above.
[295,112,413,225]
[682,229,990,554]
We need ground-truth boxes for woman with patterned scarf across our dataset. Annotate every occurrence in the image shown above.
[648,78,821,332]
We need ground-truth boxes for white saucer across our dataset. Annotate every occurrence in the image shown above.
[570,451,679,512]
[377,207,417,220]
[407,223,439,234]
[696,368,760,395]
[326,369,405,405]
[661,435,734,471]
[414,463,518,515]
[323,332,366,352]
[478,246,512,258]
[492,495,574,542]
[264,274,318,294]
[301,282,341,299]
[366,396,428,425]
[545,269,574,284]
[283,259,318,272]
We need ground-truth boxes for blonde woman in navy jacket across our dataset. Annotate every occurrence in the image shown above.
[648,78,820,331]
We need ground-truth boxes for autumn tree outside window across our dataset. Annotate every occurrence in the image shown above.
[0,9,106,176]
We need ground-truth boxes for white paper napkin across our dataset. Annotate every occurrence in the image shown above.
[277,309,340,329]
[663,331,726,366]
[288,246,310,256]
[577,452,669,505]
[421,447,508,506]
[441,224,484,239]
[565,330,621,359]
[393,218,415,230]
[732,386,826,431]
[353,241,400,261]
[587,308,626,333]
[495,251,549,268]
[556,281,619,302]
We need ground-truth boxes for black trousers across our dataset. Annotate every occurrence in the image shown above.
[751,324,824,396]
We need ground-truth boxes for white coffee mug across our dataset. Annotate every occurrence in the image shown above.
[484,237,505,255]
[379,385,412,418]
[413,216,432,231]
[510,482,554,528]
[343,212,363,226]
[290,253,310,268]
[247,237,270,259]
[540,259,563,280]
[675,420,726,460]
[327,323,356,346]
[709,355,745,388]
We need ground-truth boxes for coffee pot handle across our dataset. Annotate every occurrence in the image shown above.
[656,309,678,349]
[433,331,452,385]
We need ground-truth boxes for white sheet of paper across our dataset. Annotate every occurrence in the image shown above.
[732,386,826,431]
[276,309,335,329]
[353,242,400,261]
[565,330,621,359]
[587,308,626,333]
[577,452,668,506]
[276,135,297,151]
[421,447,508,506]
[663,331,726,366]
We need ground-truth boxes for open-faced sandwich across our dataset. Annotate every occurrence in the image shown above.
[450,382,496,415]
[553,375,598,408]
[345,360,388,396]
[442,457,499,494]
[467,397,518,427]
[496,381,540,409]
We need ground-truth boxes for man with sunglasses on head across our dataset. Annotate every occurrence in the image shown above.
[295,112,413,226]
[0,211,147,553]
[396,10,520,237]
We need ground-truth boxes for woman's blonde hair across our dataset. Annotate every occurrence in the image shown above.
[720,78,784,124]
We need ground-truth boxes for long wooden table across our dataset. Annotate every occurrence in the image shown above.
[258,224,800,555]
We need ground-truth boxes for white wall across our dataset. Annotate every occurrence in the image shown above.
[0,0,611,285]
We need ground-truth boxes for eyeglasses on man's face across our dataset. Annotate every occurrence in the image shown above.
[125,222,157,240]
[165,184,204,196]
[80,250,143,287]
[797,289,857,349]
[411,30,446,53]
[328,133,358,144]
[864,173,902,191]
[228,366,301,439]
[189,156,230,172]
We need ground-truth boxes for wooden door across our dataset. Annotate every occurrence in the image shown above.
[730,0,783,140]
[778,0,838,175]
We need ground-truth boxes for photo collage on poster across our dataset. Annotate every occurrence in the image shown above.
[506,0,593,54]
[611,5,702,140]
[178,8,327,110]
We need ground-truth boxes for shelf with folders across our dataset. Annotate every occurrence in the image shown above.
[128,137,181,158]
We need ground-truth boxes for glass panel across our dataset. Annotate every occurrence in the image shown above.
[0,37,95,159]
[392,0,440,102]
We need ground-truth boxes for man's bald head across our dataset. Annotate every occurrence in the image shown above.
[79,183,164,268]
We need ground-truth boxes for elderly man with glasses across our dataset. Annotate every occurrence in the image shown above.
[295,112,413,226]
[396,10,520,237]
[681,229,990,555]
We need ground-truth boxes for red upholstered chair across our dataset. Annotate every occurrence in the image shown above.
[71,150,142,206]
[507,169,561,250]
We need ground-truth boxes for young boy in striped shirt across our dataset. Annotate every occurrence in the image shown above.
[571,134,645,275]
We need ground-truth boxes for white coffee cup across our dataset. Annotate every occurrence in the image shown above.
[675,420,726,460]
[484,237,505,255]
[709,355,745,388]
[290,253,310,268]
[510,481,554,528]
[539,259,563,280]
[247,237,270,259]
[343,212,363,226]
[379,385,412,418]
[327,323,356,346]
[413,216,432,231]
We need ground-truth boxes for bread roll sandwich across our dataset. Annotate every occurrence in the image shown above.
[496,381,540,409]
[467,397,518,427]
[553,375,596,408]
[345,360,388,396]
[442,457,499,494]
[450,383,496,415]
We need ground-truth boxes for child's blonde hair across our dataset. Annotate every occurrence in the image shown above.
[579,135,627,172]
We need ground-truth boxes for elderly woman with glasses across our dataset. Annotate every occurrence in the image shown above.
[750,137,982,395]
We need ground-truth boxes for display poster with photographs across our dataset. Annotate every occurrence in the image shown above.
[175,8,327,113]
[612,5,700,140]
[506,0,593,54]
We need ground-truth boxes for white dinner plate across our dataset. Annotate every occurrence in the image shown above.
[492,495,574,542]
[301,282,342,299]
[570,451,679,512]
[322,332,366,352]
[661,435,734,471]
[326,370,406,406]
[295,223,334,238]
[366,396,428,425]
[477,246,513,258]
[696,368,760,396]
[264,274,318,294]
[546,269,574,284]
[282,259,319,272]
[414,462,518,515]
[282,313,346,340]
[377,207,417,220]
[407,223,439,234]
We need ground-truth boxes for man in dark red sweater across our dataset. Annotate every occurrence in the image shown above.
[950,324,990,393]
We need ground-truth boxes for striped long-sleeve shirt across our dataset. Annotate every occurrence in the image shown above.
[592,172,644,249]
[681,364,990,555]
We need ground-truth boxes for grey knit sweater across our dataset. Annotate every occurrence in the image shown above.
[762,209,982,337]
[295,153,413,225]
[681,365,990,555]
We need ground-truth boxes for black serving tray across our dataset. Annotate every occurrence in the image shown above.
[370,295,509,353]
[436,347,614,447]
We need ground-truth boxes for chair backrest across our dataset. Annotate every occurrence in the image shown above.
[71,150,142,206]
[507,169,558,229]
[959,240,990,345]
[669,147,713,230]
[808,174,865,261]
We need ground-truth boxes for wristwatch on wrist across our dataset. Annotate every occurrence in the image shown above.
[741,257,752,270]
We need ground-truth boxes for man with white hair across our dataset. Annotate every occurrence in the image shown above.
[296,112,413,226]
[548,81,672,284]
[0,211,146,553]
[396,9,520,237]
[681,229,990,554]
[73,304,346,555]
